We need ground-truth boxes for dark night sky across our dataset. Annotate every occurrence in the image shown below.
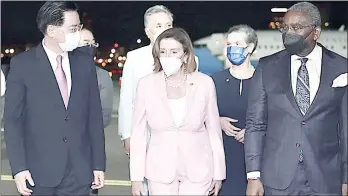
[1,1,347,50]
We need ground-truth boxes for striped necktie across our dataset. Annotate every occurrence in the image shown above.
[295,58,310,116]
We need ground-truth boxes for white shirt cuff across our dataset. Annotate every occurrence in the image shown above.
[247,171,261,179]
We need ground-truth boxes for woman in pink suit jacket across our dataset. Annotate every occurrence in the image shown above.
[130,27,226,196]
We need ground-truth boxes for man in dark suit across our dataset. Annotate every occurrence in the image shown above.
[77,28,114,196]
[4,1,106,195]
[77,28,114,129]
[244,2,347,196]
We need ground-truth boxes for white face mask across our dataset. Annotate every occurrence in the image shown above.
[58,31,81,52]
[160,57,183,77]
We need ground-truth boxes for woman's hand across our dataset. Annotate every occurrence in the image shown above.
[131,181,145,196]
[209,180,222,196]
[220,117,241,137]
[235,129,245,143]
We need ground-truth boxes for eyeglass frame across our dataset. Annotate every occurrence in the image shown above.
[277,23,317,34]
[67,24,84,33]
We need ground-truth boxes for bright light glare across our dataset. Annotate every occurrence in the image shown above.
[271,8,288,13]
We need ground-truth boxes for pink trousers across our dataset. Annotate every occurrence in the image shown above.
[147,149,212,195]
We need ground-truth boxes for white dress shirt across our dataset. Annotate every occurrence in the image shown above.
[247,44,323,180]
[42,40,72,97]
[1,69,5,97]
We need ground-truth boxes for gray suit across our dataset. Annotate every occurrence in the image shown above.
[96,66,114,128]
[244,44,347,194]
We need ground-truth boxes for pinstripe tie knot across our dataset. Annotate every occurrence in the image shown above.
[299,58,308,66]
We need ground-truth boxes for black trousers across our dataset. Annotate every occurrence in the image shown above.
[264,162,340,195]
[27,159,90,196]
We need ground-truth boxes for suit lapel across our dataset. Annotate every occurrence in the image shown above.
[66,51,79,111]
[157,72,176,126]
[277,53,303,116]
[35,44,66,110]
[180,74,197,127]
[304,47,333,119]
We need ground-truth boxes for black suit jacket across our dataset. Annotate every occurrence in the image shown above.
[244,44,347,193]
[4,43,106,187]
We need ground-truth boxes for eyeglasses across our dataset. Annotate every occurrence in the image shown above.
[278,23,316,33]
[84,40,99,48]
[67,24,83,33]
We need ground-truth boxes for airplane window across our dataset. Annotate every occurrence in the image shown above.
[344,46,347,50]
[270,45,274,49]
[264,46,268,49]
[331,46,334,49]
[258,45,262,49]
[276,45,280,49]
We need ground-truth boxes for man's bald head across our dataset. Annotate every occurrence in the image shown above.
[79,28,95,46]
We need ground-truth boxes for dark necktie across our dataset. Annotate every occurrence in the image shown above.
[295,58,310,116]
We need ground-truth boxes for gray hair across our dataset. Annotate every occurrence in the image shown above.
[227,24,258,53]
[288,2,322,27]
[144,5,173,27]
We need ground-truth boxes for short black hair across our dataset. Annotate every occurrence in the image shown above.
[36,1,79,35]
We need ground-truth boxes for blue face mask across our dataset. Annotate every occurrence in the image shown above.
[226,46,248,65]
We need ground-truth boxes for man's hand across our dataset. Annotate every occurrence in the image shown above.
[235,129,245,143]
[208,180,222,196]
[123,138,130,157]
[246,179,264,196]
[91,171,105,190]
[220,117,241,137]
[14,170,34,196]
[132,181,145,196]
[343,184,348,196]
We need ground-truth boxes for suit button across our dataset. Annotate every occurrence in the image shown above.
[65,117,69,121]
[301,121,306,125]
[296,143,300,147]
[63,137,67,142]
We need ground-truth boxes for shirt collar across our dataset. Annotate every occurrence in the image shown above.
[42,39,68,69]
[291,43,322,62]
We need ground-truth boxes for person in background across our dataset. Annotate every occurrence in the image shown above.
[77,28,114,128]
[245,2,347,195]
[130,27,225,196]
[118,5,199,156]
[4,2,106,195]
[211,24,258,195]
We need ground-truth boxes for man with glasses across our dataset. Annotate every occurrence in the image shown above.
[4,2,106,195]
[245,2,347,196]
[77,28,114,129]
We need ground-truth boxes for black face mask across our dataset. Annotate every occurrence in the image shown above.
[76,46,97,56]
[282,30,312,55]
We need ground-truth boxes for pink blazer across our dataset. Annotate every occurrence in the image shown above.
[130,71,226,183]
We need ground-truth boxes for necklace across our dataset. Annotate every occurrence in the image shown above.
[165,69,188,88]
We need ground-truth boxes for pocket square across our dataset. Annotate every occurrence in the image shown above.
[332,73,347,88]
